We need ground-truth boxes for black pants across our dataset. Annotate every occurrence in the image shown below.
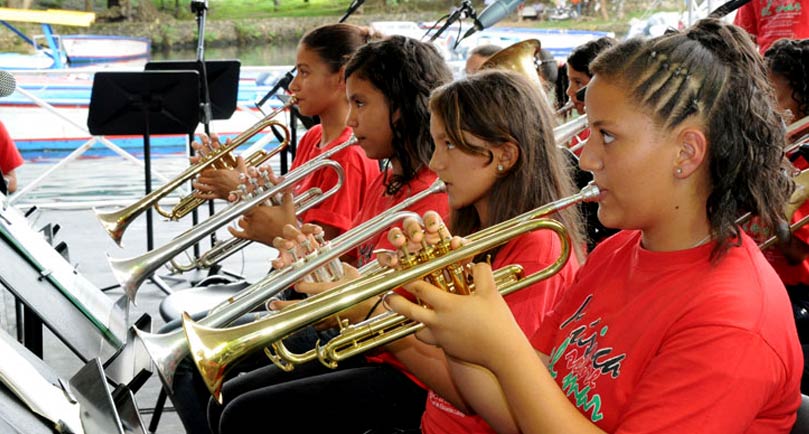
[209,358,427,434]
[166,310,336,433]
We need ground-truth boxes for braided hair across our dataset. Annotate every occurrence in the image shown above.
[590,18,792,261]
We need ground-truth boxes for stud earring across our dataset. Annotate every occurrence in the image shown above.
[676,167,683,175]
[497,164,505,172]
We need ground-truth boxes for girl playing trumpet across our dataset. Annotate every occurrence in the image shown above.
[191,23,380,244]
[391,19,803,433]
[207,35,452,434]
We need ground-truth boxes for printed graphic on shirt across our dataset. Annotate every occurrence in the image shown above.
[761,0,801,16]
[548,295,626,423]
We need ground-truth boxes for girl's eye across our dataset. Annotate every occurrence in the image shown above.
[600,130,615,144]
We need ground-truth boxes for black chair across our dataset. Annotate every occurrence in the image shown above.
[792,394,809,434]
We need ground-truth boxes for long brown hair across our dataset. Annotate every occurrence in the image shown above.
[429,70,586,261]
[590,18,791,261]
[345,36,453,195]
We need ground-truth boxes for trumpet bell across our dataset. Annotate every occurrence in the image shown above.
[94,206,130,247]
[481,39,543,90]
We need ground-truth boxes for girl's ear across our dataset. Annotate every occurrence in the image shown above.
[673,128,708,179]
[496,141,520,172]
[337,65,347,87]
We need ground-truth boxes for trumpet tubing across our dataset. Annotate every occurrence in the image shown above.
[169,186,325,273]
[555,115,589,149]
[134,179,447,393]
[156,135,359,274]
[314,264,524,367]
[167,140,283,221]
[109,159,344,301]
[93,100,295,246]
[183,183,598,402]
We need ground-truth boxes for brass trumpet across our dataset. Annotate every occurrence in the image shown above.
[168,135,360,272]
[133,179,447,393]
[94,99,295,246]
[183,183,599,402]
[108,158,344,301]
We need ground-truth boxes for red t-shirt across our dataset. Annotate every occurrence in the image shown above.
[348,167,449,267]
[532,230,802,433]
[568,128,590,157]
[0,121,23,175]
[289,125,379,234]
[422,230,580,434]
[734,0,809,54]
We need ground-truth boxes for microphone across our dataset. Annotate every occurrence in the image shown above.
[463,0,524,41]
[428,0,474,42]
[0,71,16,98]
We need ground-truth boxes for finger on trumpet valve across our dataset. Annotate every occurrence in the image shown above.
[388,227,417,269]
[284,237,315,283]
[310,225,344,281]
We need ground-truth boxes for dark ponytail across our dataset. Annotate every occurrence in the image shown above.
[301,23,382,73]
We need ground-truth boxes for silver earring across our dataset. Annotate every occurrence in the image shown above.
[676,167,683,175]
[497,164,505,172]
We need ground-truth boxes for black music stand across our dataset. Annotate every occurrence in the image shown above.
[145,60,240,269]
[88,71,200,294]
[145,60,240,120]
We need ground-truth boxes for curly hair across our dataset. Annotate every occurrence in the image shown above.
[590,18,792,262]
[344,36,453,195]
[430,70,586,262]
[301,23,382,73]
[765,38,809,120]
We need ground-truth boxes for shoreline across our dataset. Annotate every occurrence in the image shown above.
[0,12,436,52]
[0,12,633,52]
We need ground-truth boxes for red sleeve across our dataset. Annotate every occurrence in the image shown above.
[733,2,758,37]
[299,145,378,234]
[0,122,23,174]
[615,327,795,433]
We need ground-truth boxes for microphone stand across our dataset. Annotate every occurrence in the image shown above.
[422,0,476,44]
[191,0,222,278]
[254,0,366,173]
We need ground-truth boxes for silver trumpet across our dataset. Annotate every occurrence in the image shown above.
[555,115,589,149]
[133,179,447,393]
[169,135,361,273]
[167,186,323,273]
[107,158,345,302]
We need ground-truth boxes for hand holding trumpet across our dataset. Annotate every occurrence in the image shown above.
[191,133,247,201]
[225,166,297,244]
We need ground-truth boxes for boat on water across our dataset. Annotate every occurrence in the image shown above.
[3,67,290,158]
[5,20,608,159]
[0,7,151,70]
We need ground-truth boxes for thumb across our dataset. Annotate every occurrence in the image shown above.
[236,156,248,174]
[471,262,497,298]
[281,192,295,212]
